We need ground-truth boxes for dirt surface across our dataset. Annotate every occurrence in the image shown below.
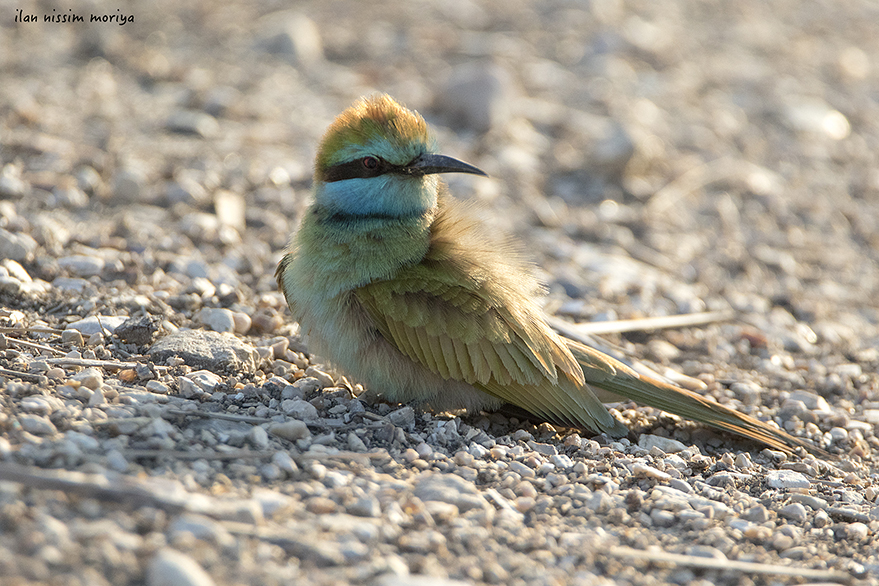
[1,1,878,585]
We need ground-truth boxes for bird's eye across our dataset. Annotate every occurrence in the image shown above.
[362,156,379,170]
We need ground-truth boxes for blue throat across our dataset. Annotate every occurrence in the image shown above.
[315,175,438,220]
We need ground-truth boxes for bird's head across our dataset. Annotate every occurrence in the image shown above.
[313,94,486,218]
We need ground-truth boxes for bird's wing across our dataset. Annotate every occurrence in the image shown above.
[354,261,625,435]
[567,339,828,456]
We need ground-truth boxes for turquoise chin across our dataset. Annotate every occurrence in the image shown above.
[316,175,438,218]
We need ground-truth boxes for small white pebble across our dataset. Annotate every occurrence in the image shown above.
[766,470,810,490]
[490,445,509,459]
[515,481,537,498]
[146,380,170,394]
[744,525,772,542]
[508,460,535,478]
[347,432,367,452]
[454,451,474,466]
[735,453,753,469]
[88,387,106,406]
[537,463,555,475]
[550,454,574,469]
[271,451,298,475]
[304,366,334,387]
[844,522,869,542]
[563,434,582,448]
[828,427,848,442]
[268,420,310,441]
[468,443,488,459]
[415,442,433,459]
[231,311,252,334]
[632,463,671,481]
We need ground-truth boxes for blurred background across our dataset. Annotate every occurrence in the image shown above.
[2,0,878,372]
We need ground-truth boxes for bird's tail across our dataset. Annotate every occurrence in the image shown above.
[566,339,829,457]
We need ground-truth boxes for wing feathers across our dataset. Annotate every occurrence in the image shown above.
[349,197,824,455]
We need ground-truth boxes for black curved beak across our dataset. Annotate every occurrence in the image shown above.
[406,153,488,177]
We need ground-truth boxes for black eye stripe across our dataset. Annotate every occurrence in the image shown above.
[323,157,397,182]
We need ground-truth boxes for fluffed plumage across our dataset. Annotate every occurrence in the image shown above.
[277,94,824,456]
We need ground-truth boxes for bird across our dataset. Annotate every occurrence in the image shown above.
[276,94,824,456]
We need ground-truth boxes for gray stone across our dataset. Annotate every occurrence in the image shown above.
[3,259,31,282]
[527,440,558,456]
[288,538,346,566]
[214,189,245,231]
[0,276,21,294]
[779,503,808,524]
[53,185,89,208]
[21,396,57,415]
[280,399,318,421]
[196,308,236,333]
[18,414,57,435]
[66,315,128,336]
[106,449,129,472]
[347,432,367,452]
[256,11,323,66]
[72,368,104,390]
[166,176,209,206]
[685,545,727,560]
[784,99,850,139]
[287,377,321,396]
[413,472,492,514]
[75,165,103,194]
[550,454,574,469]
[304,366,334,387]
[186,370,222,392]
[166,110,220,138]
[0,171,29,198]
[88,387,106,406]
[147,548,216,586]
[843,522,869,542]
[111,169,146,202]
[650,508,677,527]
[53,277,89,292]
[766,470,810,490]
[435,61,516,132]
[789,493,828,510]
[638,434,687,454]
[587,119,635,182]
[0,229,38,262]
[169,514,235,547]
[387,406,415,428]
[779,399,809,420]
[269,420,311,441]
[741,504,769,523]
[203,86,240,117]
[146,380,170,394]
[633,462,672,480]
[169,258,212,280]
[248,425,270,449]
[787,389,832,413]
[271,451,298,474]
[149,330,258,373]
[347,495,381,518]
[115,315,163,346]
[375,576,472,586]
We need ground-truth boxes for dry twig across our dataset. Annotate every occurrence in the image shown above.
[608,546,852,582]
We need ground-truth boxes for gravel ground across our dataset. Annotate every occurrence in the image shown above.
[2,1,879,585]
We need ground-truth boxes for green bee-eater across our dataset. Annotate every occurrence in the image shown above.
[277,94,822,456]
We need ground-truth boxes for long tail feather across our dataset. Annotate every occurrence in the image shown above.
[566,339,829,457]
